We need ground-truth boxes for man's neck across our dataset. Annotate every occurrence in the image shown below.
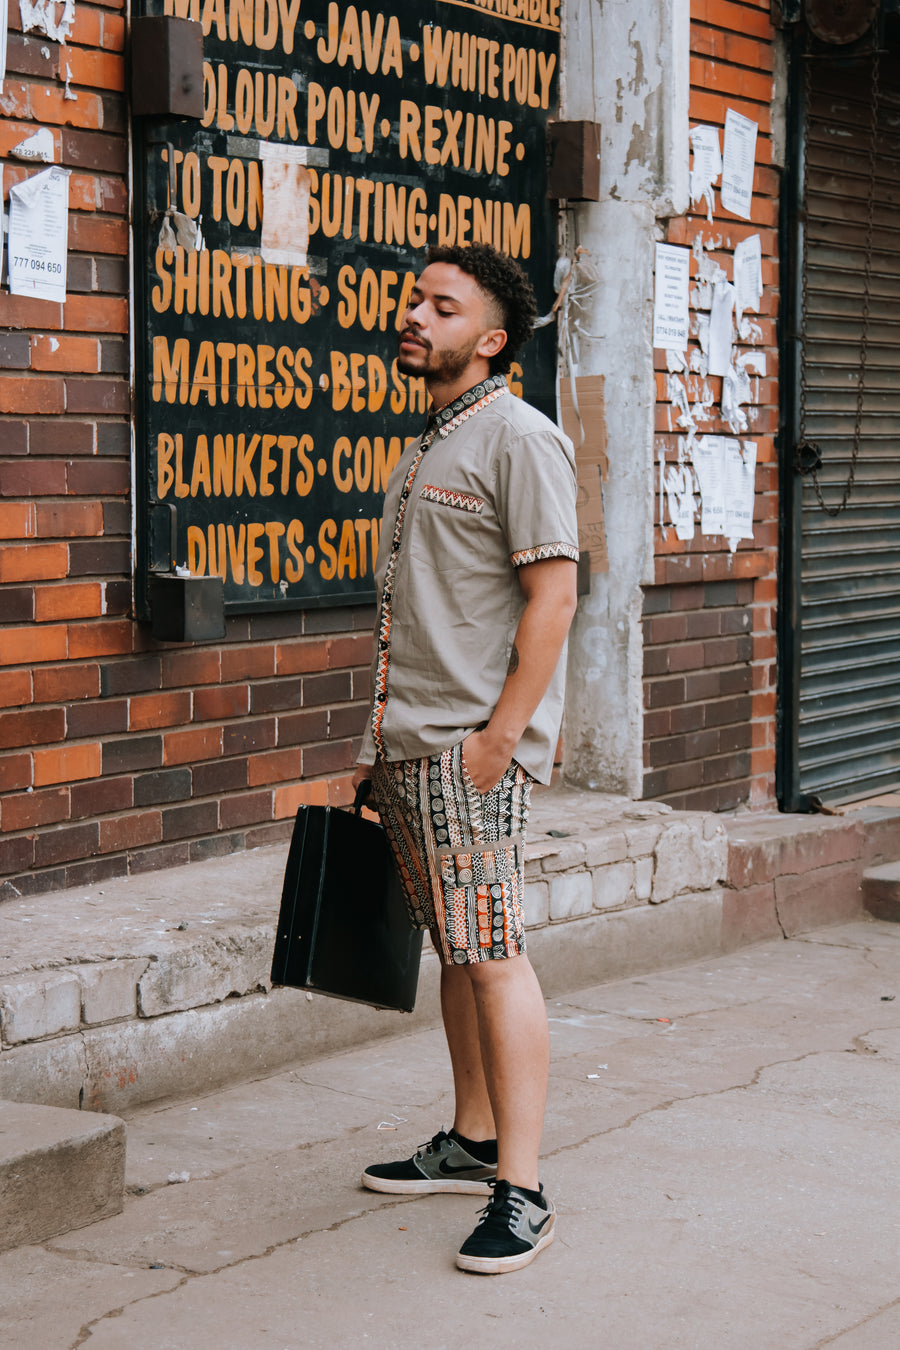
[426,361,493,414]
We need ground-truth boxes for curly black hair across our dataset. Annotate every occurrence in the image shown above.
[426,243,538,375]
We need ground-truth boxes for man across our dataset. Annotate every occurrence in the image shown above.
[352,242,578,1275]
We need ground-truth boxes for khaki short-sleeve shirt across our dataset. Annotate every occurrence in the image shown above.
[360,376,579,784]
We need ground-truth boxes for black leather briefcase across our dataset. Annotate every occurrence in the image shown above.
[270,785,423,1013]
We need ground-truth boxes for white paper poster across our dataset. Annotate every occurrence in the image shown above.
[724,438,757,541]
[664,461,696,541]
[708,279,735,377]
[692,435,726,536]
[689,125,722,223]
[721,109,757,219]
[259,142,310,268]
[8,166,70,303]
[733,233,763,326]
[653,243,690,351]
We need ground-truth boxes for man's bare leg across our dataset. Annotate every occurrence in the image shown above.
[441,964,496,1143]
[444,955,549,1192]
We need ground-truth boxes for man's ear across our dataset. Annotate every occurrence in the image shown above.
[477,328,507,361]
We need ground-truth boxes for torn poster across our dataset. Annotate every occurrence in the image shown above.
[19,0,74,42]
[664,461,696,541]
[708,279,735,377]
[721,109,757,219]
[259,142,310,268]
[8,166,70,303]
[689,125,722,224]
[733,233,763,329]
[692,435,726,536]
[11,127,55,163]
[0,166,4,280]
[653,243,690,351]
[560,375,608,572]
[724,439,756,544]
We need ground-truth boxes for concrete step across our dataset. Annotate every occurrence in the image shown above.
[863,861,900,923]
[0,1101,125,1253]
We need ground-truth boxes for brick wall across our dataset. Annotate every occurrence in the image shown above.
[0,6,371,899]
[644,0,779,812]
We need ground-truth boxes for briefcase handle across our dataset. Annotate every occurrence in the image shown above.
[352,778,374,816]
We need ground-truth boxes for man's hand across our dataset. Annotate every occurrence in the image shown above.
[352,763,374,793]
[462,728,514,795]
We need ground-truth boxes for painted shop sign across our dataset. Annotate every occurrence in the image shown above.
[133,0,561,611]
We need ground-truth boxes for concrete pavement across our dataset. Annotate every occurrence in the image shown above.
[1,917,898,1350]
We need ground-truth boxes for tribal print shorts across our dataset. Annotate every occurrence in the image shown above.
[371,742,532,966]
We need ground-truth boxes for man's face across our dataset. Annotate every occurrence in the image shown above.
[397,263,505,386]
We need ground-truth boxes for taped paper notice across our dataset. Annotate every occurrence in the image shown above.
[721,109,757,219]
[560,375,608,572]
[19,0,74,42]
[653,243,690,351]
[692,435,726,536]
[708,280,735,378]
[733,233,763,328]
[724,438,756,543]
[11,127,55,163]
[0,166,4,280]
[260,143,310,268]
[8,166,70,303]
[689,125,722,224]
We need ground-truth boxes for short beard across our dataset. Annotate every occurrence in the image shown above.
[397,336,482,386]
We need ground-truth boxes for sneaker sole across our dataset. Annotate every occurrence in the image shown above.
[456,1219,556,1274]
[361,1172,495,1196]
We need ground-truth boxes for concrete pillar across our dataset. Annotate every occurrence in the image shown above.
[560,0,690,795]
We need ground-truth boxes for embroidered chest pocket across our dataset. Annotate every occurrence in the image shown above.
[419,484,485,515]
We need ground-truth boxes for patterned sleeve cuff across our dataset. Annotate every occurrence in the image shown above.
[510,541,580,567]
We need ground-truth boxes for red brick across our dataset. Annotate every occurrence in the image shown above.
[1,786,70,832]
[0,623,68,665]
[0,669,32,708]
[1,459,68,497]
[34,821,100,868]
[0,376,65,416]
[0,503,36,538]
[99,811,164,853]
[0,705,65,749]
[29,420,95,456]
[163,726,223,765]
[68,214,129,256]
[222,645,277,680]
[67,619,132,659]
[66,698,127,737]
[194,684,251,721]
[34,582,103,622]
[63,294,128,334]
[0,834,35,876]
[33,662,100,702]
[32,335,101,374]
[219,792,273,829]
[274,640,329,676]
[273,779,329,815]
[35,502,104,537]
[5,34,60,78]
[70,775,135,818]
[0,292,64,332]
[101,11,126,48]
[33,742,102,786]
[66,459,131,496]
[128,690,192,731]
[327,634,372,668]
[65,381,131,417]
[0,752,33,791]
[65,47,125,91]
[247,747,301,787]
[160,648,221,688]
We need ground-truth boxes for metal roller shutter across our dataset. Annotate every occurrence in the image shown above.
[792,43,900,804]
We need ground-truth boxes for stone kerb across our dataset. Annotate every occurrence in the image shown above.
[0,792,734,1113]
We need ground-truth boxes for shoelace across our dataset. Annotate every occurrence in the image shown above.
[474,1179,524,1233]
[415,1129,451,1160]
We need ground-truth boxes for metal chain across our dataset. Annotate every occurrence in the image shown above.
[797,41,881,516]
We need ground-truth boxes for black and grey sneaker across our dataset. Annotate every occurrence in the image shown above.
[456,1179,556,1274]
[361,1129,497,1195]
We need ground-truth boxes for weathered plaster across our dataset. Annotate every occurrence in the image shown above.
[560,0,690,793]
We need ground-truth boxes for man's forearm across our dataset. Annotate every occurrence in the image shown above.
[483,587,576,755]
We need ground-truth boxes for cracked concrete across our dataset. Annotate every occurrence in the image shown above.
[1,918,898,1349]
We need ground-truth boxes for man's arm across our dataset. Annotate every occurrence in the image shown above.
[462,556,578,793]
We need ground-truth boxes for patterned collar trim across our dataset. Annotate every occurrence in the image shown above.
[425,373,508,441]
